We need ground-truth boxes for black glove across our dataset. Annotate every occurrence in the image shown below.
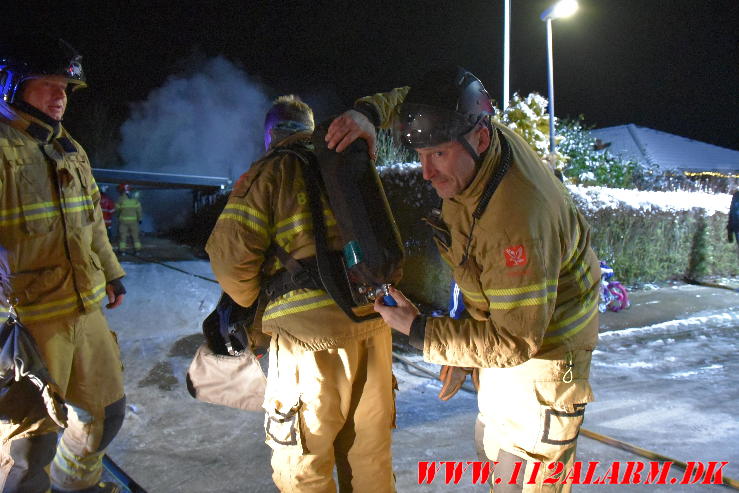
[107,278,126,296]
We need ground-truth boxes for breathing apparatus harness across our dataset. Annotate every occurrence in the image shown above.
[262,143,384,323]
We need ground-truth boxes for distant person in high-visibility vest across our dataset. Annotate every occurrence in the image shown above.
[116,183,142,254]
[99,185,116,239]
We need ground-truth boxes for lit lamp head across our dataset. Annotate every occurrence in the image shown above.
[540,0,579,21]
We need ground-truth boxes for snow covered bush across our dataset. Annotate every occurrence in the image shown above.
[375,129,416,168]
[494,92,561,167]
[557,118,640,189]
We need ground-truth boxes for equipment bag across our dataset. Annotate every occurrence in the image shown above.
[186,292,268,411]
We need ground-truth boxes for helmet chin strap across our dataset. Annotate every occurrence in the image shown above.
[458,135,481,163]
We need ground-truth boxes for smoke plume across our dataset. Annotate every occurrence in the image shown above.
[119,56,270,180]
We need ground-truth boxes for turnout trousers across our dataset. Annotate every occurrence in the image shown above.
[117,221,140,252]
[0,309,126,493]
[262,327,396,493]
[476,349,594,493]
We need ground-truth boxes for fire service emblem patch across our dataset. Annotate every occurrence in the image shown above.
[503,245,527,267]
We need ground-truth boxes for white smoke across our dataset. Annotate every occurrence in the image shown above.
[119,56,270,180]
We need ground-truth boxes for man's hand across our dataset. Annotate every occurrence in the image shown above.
[105,278,126,309]
[373,285,418,335]
[326,110,377,160]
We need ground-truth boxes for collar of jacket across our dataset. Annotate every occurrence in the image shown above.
[266,130,313,157]
[448,119,503,209]
[0,100,63,143]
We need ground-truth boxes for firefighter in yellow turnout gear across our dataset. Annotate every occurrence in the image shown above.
[116,184,142,254]
[207,95,396,493]
[0,36,126,493]
[327,67,599,492]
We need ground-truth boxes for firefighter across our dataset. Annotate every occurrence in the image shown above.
[0,36,127,493]
[115,184,142,254]
[99,185,115,239]
[326,67,599,492]
[728,190,739,255]
[207,95,396,492]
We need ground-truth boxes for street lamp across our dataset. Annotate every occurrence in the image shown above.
[503,0,511,109]
[540,0,578,160]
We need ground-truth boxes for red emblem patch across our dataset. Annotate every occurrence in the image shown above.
[503,245,527,267]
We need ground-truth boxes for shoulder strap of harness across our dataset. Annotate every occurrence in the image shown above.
[274,145,379,323]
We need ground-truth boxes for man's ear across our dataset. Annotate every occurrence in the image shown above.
[475,124,491,154]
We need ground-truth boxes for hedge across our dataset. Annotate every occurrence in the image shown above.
[379,168,737,310]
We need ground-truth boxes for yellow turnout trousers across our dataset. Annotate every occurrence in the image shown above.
[0,309,126,492]
[117,221,141,251]
[262,327,396,493]
[476,349,594,493]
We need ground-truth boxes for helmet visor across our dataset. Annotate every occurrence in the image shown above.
[394,103,474,149]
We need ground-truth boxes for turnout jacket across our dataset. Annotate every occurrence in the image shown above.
[0,102,125,323]
[206,132,385,349]
[358,88,599,367]
[116,196,141,223]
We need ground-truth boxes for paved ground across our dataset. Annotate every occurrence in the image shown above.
[101,239,739,492]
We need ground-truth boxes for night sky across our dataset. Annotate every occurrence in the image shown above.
[10,0,739,151]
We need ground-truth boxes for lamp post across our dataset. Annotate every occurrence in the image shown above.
[503,0,511,109]
[540,0,578,158]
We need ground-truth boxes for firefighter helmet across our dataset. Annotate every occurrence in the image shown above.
[0,36,87,104]
[394,66,493,149]
[117,183,131,194]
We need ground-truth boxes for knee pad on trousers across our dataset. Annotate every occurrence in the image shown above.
[4,433,57,493]
[97,396,126,452]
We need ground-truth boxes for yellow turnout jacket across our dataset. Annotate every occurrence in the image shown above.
[358,88,600,367]
[0,102,125,323]
[206,132,384,349]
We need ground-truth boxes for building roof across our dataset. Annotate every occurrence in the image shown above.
[92,168,231,191]
[590,124,739,174]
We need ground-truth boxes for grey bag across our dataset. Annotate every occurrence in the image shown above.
[186,343,267,411]
[186,292,268,411]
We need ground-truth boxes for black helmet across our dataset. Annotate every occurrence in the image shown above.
[0,36,86,104]
[395,66,493,149]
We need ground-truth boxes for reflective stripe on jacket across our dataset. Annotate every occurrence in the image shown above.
[206,132,382,347]
[116,197,141,223]
[0,102,125,323]
[358,89,599,367]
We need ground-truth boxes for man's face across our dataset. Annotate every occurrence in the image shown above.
[20,75,69,121]
[416,125,489,199]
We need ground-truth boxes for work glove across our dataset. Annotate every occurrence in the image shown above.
[106,278,126,309]
[438,365,480,401]
[40,381,68,428]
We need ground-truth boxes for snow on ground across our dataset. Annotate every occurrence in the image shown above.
[104,260,738,492]
[379,162,733,216]
[567,185,732,215]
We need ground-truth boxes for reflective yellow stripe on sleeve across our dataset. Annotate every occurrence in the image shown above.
[543,288,599,345]
[218,203,270,239]
[485,280,558,310]
[274,210,337,245]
